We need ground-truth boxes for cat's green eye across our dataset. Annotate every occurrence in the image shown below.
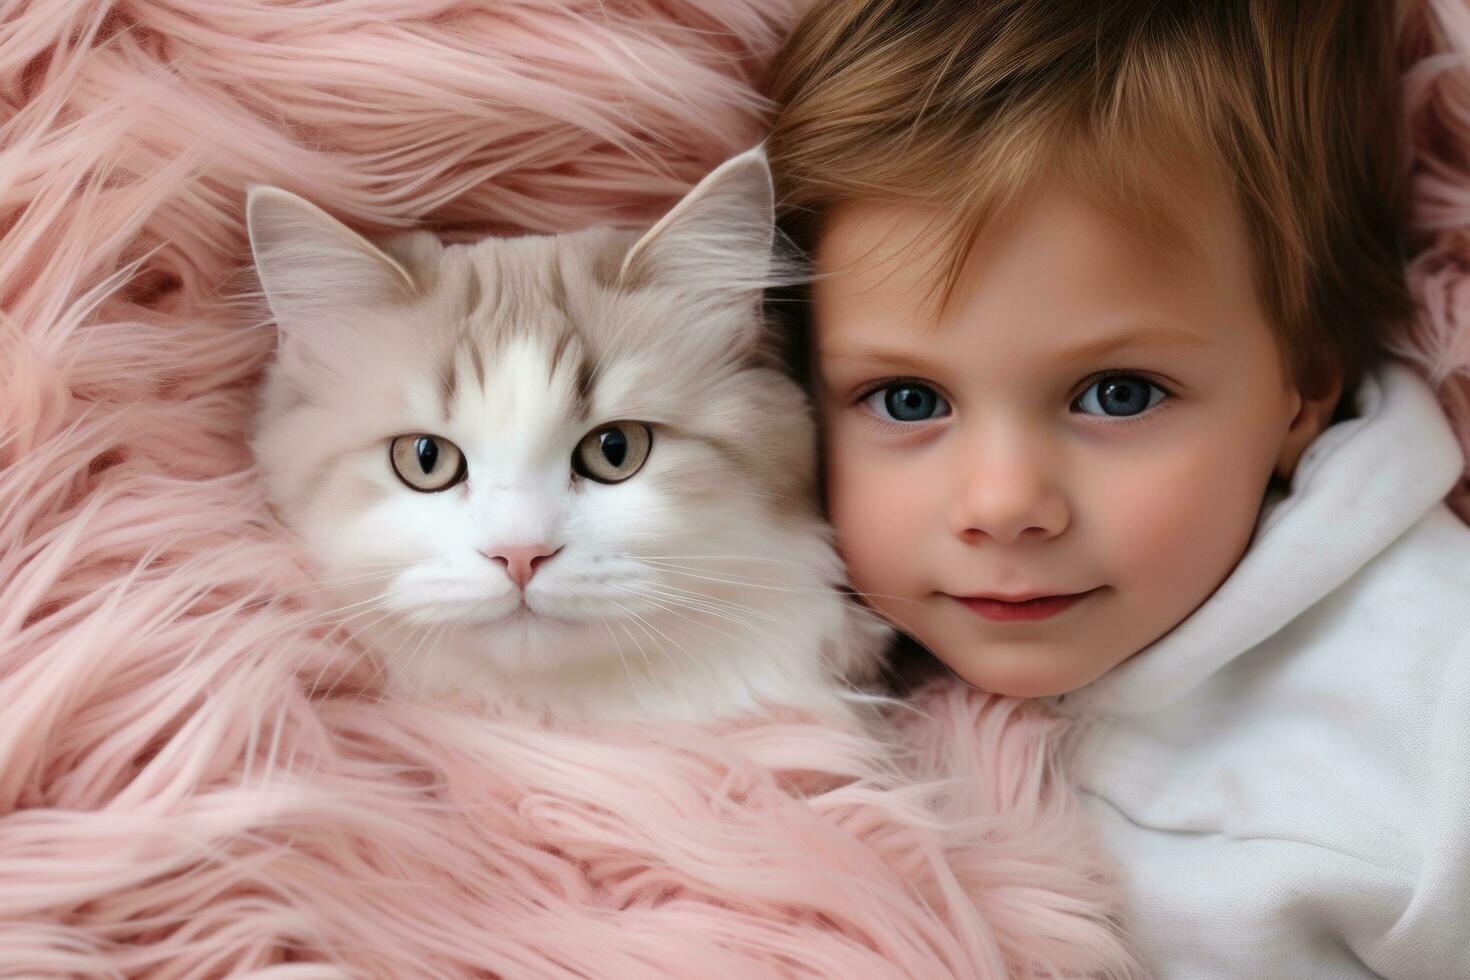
[390,434,467,492]
[573,422,652,484]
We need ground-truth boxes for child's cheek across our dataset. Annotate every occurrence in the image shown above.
[1096,439,1269,626]
[823,438,928,597]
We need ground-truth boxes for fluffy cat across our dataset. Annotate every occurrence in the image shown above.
[244,147,889,724]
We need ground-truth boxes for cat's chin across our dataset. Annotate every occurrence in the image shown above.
[380,608,606,670]
[458,601,586,630]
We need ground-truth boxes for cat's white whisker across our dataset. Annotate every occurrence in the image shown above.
[249,591,397,657]
[622,580,790,631]
[280,569,410,598]
[314,600,416,701]
[592,606,648,710]
[611,608,662,683]
[637,559,927,610]
[398,621,450,702]
[606,584,747,651]
[632,554,837,568]
[609,591,719,688]
[637,581,858,637]
[614,582,790,648]
[616,605,703,701]
[272,594,404,707]
[644,566,860,600]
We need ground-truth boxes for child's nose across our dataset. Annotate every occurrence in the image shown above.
[949,437,1070,544]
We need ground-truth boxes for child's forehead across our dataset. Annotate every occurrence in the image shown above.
[813,202,947,308]
[812,171,1240,323]
[820,149,1230,257]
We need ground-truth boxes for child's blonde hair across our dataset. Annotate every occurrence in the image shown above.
[764,0,1411,404]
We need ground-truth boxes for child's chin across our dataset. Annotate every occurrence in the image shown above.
[940,645,1094,699]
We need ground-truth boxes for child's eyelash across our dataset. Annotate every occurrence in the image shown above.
[1069,369,1178,429]
[850,376,930,404]
[850,377,949,434]
[1070,369,1175,401]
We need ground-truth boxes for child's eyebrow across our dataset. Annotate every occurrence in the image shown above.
[1053,323,1211,363]
[821,323,1208,373]
[819,346,937,374]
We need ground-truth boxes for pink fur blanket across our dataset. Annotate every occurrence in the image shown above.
[1402,0,1470,519]
[2,0,1467,976]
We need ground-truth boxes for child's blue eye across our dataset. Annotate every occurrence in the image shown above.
[1073,375,1168,417]
[863,382,951,423]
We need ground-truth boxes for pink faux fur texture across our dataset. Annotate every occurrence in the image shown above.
[5,0,1470,976]
[0,1,1143,977]
[1401,0,1470,520]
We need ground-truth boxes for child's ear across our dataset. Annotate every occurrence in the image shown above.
[1274,374,1344,481]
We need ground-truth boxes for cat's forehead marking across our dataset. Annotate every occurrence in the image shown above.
[463,263,482,318]
[438,344,459,421]
[522,246,594,418]
[591,242,624,291]
[546,259,571,321]
[574,350,595,417]
[437,329,494,422]
[560,333,595,422]
[433,242,597,422]
[468,338,486,389]
[548,329,574,378]
[541,326,593,423]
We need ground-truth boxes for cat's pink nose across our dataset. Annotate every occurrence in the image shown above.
[481,544,561,589]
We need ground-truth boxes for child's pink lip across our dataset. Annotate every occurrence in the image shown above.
[951,587,1102,622]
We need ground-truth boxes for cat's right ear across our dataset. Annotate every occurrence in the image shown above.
[245,186,419,370]
[616,145,776,303]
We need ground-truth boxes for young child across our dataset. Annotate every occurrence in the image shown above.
[764,2,1470,976]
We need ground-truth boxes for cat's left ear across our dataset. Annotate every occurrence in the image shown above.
[617,145,774,302]
[244,186,419,334]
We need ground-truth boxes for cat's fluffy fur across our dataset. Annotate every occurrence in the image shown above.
[245,147,889,723]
